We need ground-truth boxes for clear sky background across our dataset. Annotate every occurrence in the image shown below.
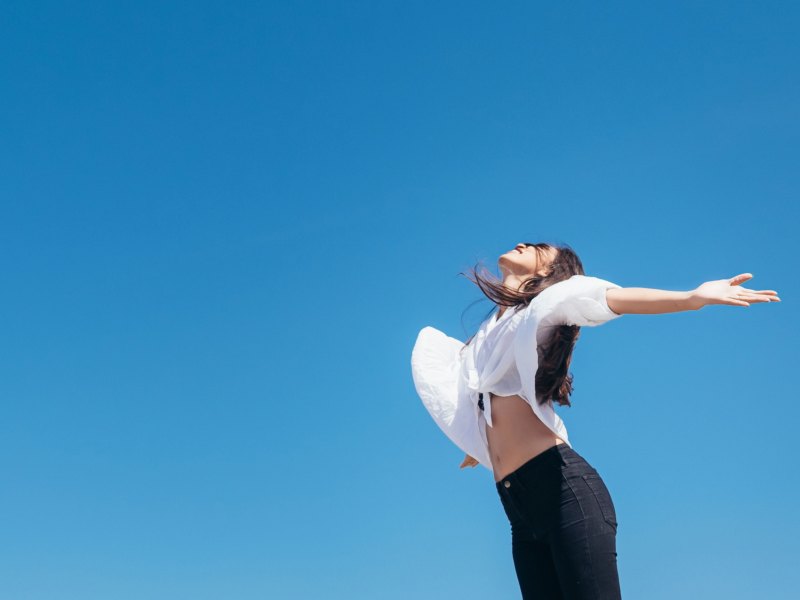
[1,2,797,599]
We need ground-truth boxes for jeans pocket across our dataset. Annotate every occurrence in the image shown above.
[581,472,618,533]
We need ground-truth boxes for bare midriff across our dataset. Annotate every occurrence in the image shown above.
[486,393,566,483]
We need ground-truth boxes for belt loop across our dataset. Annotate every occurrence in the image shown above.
[557,443,569,467]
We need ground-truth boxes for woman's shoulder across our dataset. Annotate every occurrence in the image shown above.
[534,274,623,327]
[518,275,581,315]
[535,274,617,303]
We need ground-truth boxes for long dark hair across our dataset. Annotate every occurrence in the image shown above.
[459,242,586,408]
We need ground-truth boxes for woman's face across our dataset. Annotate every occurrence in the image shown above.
[498,243,558,278]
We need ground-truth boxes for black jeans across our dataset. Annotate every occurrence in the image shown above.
[496,443,621,599]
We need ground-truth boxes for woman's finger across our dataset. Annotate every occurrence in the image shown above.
[725,299,751,307]
[739,292,780,302]
[740,288,779,295]
[729,273,754,285]
[746,291,781,300]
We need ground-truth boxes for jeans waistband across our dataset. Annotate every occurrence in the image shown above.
[495,442,579,491]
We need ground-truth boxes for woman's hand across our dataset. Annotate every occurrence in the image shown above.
[693,273,781,308]
[459,454,479,469]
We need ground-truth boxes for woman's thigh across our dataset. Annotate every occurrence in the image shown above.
[511,524,565,600]
[549,459,621,599]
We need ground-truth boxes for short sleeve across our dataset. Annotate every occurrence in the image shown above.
[547,275,623,327]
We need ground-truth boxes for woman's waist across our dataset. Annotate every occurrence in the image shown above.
[483,394,563,479]
[487,432,566,481]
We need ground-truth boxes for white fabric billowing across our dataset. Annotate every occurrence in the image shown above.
[411,327,494,468]
[411,274,622,472]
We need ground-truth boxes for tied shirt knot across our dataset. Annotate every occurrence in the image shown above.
[465,368,492,426]
[477,391,493,426]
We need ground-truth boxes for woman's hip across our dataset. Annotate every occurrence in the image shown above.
[495,443,618,540]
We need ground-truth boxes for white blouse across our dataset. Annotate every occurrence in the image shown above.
[411,274,623,472]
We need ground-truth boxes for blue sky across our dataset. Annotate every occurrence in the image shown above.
[1,2,797,598]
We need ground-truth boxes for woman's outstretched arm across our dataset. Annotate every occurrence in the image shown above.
[606,272,781,316]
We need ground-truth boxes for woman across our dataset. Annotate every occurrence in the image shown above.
[410,242,780,600]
